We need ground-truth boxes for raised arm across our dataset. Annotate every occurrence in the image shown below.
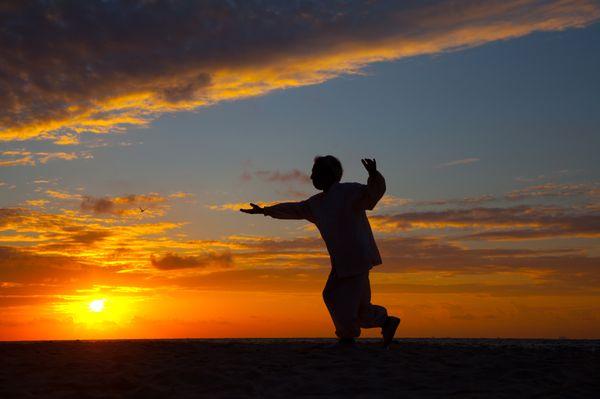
[264,201,314,221]
[356,158,386,210]
[240,201,315,222]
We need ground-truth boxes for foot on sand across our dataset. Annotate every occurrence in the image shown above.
[382,316,401,348]
[328,337,357,349]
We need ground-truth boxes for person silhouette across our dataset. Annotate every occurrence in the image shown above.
[241,156,401,348]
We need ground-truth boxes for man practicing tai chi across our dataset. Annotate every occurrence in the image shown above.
[240,156,401,348]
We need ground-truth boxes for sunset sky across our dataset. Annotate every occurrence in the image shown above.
[1,0,599,340]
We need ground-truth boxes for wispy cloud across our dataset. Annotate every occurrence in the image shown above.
[252,169,311,184]
[80,193,169,217]
[436,158,480,168]
[27,190,193,217]
[240,167,311,198]
[412,195,496,207]
[370,205,600,240]
[514,169,580,183]
[506,182,600,201]
[373,195,412,209]
[45,189,81,200]
[168,192,195,200]
[1,0,597,142]
[150,252,233,271]
[23,199,49,208]
[0,149,92,167]
[240,166,310,185]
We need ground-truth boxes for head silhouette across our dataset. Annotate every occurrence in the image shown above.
[311,155,343,191]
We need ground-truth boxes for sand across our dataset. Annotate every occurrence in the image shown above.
[0,338,598,398]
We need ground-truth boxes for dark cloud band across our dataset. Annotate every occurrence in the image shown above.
[1,0,597,141]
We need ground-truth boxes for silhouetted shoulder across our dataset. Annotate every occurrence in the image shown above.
[306,191,324,205]
[338,182,365,190]
[308,191,324,201]
[334,182,367,204]
[337,182,367,195]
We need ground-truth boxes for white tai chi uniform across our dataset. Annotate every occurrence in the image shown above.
[263,170,388,338]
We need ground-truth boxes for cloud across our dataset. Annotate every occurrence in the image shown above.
[412,195,496,207]
[375,236,598,274]
[277,188,310,199]
[0,149,92,167]
[0,207,182,258]
[514,169,579,183]
[0,246,114,285]
[240,167,311,198]
[1,203,599,309]
[375,195,412,209]
[45,189,81,200]
[24,199,49,208]
[168,192,195,200]
[171,235,600,294]
[253,169,311,184]
[52,133,80,146]
[69,229,112,245]
[150,252,233,270]
[240,167,312,198]
[80,193,168,216]
[0,151,34,166]
[36,151,89,164]
[335,181,596,212]
[1,0,598,142]
[370,205,600,240]
[436,158,480,168]
[506,182,600,201]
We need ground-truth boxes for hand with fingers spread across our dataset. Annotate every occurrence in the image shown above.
[361,158,377,175]
[239,203,264,215]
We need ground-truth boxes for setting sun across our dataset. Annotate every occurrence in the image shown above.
[52,294,139,334]
[88,299,106,313]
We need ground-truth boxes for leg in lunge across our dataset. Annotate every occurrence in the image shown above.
[357,273,388,329]
[355,272,400,348]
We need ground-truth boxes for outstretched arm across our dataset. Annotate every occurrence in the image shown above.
[356,158,386,210]
[240,201,314,222]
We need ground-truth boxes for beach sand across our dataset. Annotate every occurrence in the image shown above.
[0,338,598,398]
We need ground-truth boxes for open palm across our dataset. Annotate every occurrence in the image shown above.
[240,203,264,214]
[361,158,377,174]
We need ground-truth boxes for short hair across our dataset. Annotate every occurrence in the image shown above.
[314,155,343,182]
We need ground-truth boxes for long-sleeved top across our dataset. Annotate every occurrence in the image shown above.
[263,170,386,277]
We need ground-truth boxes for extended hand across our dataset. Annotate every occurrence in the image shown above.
[240,203,264,214]
[361,158,377,174]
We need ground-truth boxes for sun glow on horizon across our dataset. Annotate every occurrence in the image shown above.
[50,294,141,335]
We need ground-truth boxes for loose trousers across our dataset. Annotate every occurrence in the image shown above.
[322,270,388,338]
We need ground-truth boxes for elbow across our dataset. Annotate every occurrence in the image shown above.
[378,177,386,198]
[372,172,386,194]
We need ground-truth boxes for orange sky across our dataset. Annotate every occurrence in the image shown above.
[1,197,599,340]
